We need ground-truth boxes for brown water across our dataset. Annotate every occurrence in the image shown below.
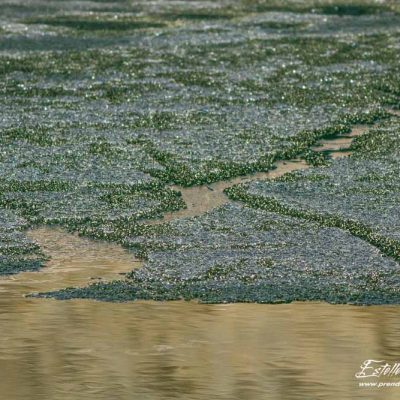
[1,122,400,399]
[2,299,400,400]
[0,227,142,298]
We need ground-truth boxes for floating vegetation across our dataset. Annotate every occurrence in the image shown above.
[37,204,400,304]
[226,117,400,252]
[24,16,168,32]
[2,0,400,302]
[0,210,45,275]
[303,149,330,166]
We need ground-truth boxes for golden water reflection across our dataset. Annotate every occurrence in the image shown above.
[1,298,400,400]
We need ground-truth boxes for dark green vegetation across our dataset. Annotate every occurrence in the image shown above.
[2,0,400,302]
[225,116,400,259]
[0,210,45,275]
[24,16,168,32]
[41,203,400,304]
[42,115,400,303]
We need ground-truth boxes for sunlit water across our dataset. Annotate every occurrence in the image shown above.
[1,297,400,400]
[1,128,400,399]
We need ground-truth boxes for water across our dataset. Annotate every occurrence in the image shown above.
[1,130,400,399]
[1,297,400,399]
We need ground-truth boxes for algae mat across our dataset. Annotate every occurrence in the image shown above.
[1,0,400,303]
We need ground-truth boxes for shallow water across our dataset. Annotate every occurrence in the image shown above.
[1,0,400,395]
[1,298,400,400]
[0,227,142,298]
[1,126,400,399]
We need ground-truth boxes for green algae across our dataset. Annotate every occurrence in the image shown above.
[225,116,400,262]
[36,204,400,304]
[303,150,330,166]
[2,0,400,302]
[225,184,400,262]
[24,16,168,32]
[0,210,46,275]
[243,0,398,15]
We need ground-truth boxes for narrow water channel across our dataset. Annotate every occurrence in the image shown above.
[149,123,365,224]
[1,121,399,400]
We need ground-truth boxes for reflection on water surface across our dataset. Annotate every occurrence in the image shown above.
[1,298,400,400]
